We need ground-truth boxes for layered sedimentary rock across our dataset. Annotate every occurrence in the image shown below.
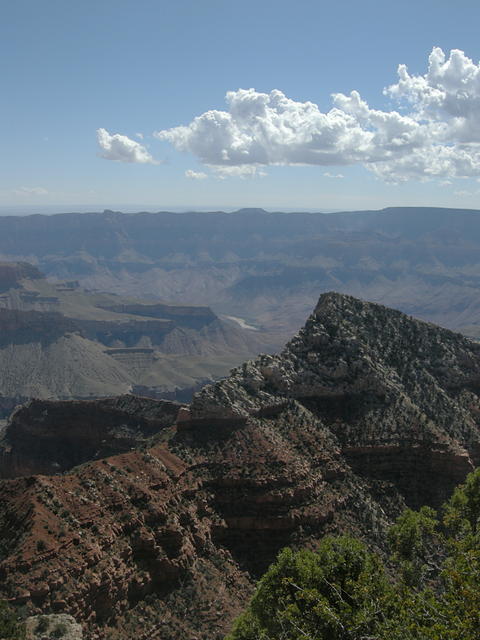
[102,303,218,330]
[0,263,267,403]
[188,292,480,508]
[0,262,43,292]
[1,293,480,639]
[0,395,179,477]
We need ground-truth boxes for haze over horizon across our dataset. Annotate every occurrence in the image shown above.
[2,0,480,213]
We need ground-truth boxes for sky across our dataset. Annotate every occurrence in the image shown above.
[2,0,480,213]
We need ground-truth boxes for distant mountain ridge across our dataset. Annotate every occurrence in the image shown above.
[1,206,480,342]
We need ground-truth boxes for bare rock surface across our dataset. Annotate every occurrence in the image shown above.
[0,395,180,477]
[189,292,480,507]
[1,293,480,639]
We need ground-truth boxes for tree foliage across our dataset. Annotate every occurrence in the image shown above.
[0,600,25,639]
[226,468,480,640]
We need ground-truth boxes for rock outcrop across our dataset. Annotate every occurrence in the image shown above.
[1,293,480,639]
[0,262,44,293]
[0,309,78,347]
[0,395,179,477]
[26,613,83,640]
[188,292,480,508]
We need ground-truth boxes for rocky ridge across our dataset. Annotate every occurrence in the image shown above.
[1,293,480,638]
[188,292,480,507]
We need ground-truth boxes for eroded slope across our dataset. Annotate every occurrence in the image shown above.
[1,293,480,638]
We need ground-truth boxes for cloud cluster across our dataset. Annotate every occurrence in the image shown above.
[97,128,156,164]
[154,48,480,182]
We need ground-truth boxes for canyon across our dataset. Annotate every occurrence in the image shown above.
[2,207,480,343]
[0,262,267,412]
[1,292,480,638]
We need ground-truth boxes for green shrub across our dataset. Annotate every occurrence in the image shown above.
[227,468,480,640]
[0,601,25,639]
[35,615,49,633]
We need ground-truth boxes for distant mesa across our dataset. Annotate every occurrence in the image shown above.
[232,208,269,215]
[0,261,267,412]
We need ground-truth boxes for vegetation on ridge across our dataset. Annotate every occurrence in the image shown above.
[226,468,480,640]
[0,600,25,639]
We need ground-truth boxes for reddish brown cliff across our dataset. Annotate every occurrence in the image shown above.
[2,293,480,638]
[0,395,179,478]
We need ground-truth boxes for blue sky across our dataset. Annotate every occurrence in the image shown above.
[2,0,480,212]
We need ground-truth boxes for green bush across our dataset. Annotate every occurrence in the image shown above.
[227,537,392,640]
[52,622,68,638]
[226,468,480,640]
[0,601,25,639]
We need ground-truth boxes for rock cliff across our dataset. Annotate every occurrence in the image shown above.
[0,262,44,293]
[188,292,480,508]
[1,293,480,639]
[0,395,179,477]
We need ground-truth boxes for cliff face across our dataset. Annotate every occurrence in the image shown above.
[0,309,78,347]
[102,303,218,331]
[0,395,180,477]
[1,293,480,639]
[188,292,480,509]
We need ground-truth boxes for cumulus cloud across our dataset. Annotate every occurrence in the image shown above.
[154,48,480,182]
[185,169,208,180]
[97,128,156,164]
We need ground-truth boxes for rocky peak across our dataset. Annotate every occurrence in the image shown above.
[187,292,480,508]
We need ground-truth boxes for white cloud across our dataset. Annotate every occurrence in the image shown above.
[324,172,344,179]
[14,186,49,196]
[185,169,208,180]
[210,164,267,178]
[155,88,372,168]
[154,48,480,182]
[97,128,156,164]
